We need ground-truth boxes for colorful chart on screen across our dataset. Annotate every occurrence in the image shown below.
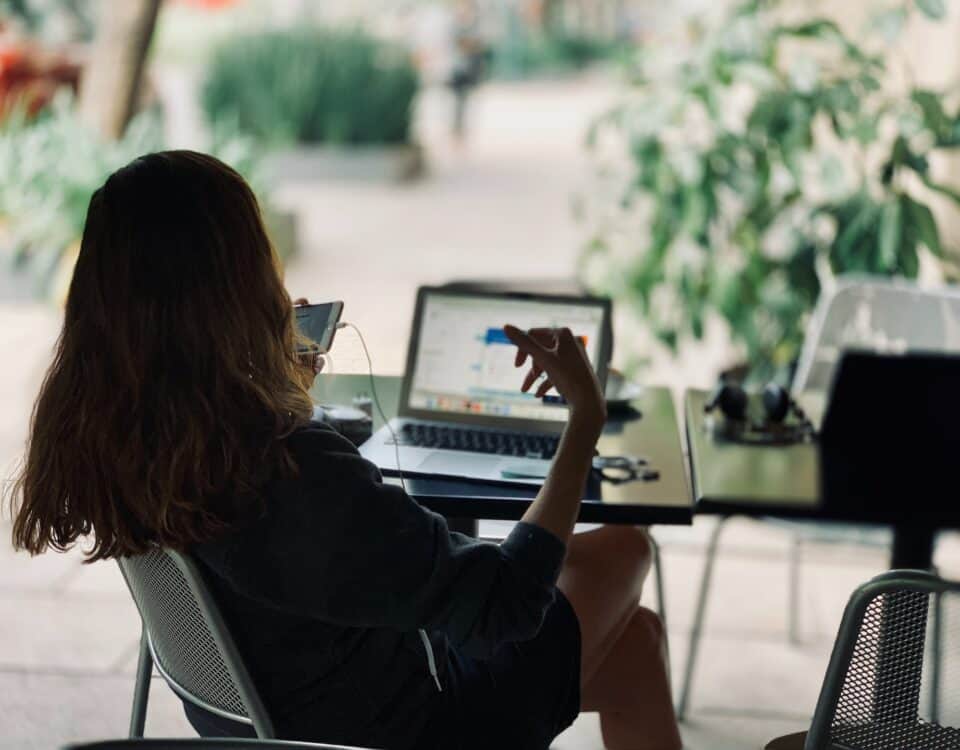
[408,293,605,422]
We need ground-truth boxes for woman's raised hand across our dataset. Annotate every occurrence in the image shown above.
[503,324,606,432]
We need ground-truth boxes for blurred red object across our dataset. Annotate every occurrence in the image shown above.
[174,0,242,8]
[0,39,81,120]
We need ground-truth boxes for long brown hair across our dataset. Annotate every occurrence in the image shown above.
[7,150,313,561]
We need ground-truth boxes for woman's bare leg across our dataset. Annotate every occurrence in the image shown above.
[557,525,651,683]
[557,525,681,750]
[583,607,682,750]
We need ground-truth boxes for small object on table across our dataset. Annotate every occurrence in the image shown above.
[500,461,551,480]
[352,392,373,418]
[315,404,373,447]
[605,368,644,416]
[592,455,658,484]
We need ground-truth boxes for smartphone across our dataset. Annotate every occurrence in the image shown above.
[295,301,344,354]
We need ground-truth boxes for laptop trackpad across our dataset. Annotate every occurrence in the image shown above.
[414,452,551,482]
[416,452,500,477]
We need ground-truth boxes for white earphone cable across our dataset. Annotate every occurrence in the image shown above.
[336,322,440,691]
[336,321,406,493]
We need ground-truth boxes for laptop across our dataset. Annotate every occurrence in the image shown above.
[359,286,612,485]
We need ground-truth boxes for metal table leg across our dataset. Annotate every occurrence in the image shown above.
[890,525,935,570]
[677,515,728,721]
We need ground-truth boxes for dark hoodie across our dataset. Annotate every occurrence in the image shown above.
[189,420,567,748]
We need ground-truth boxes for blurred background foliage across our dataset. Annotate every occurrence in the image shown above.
[6,0,959,380]
[491,22,622,79]
[0,94,262,298]
[201,27,419,147]
[581,0,960,378]
[0,0,94,41]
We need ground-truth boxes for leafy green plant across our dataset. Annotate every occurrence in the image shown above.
[581,0,960,376]
[0,94,265,297]
[201,27,419,147]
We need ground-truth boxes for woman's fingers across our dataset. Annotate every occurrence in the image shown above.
[534,378,555,398]
[522,363,543,392]
[504,324,560,358]
[505,325,565,397]
[504,324,548,365]
[528,327,560,351]
[293,297,308,306]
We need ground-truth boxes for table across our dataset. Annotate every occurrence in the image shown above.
[685,389,960,570]
[311,374,693,533]
[683,388,957,724]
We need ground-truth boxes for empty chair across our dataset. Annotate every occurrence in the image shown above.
[792,275,960,396]
[765,570,960,750]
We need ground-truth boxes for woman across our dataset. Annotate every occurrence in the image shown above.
[8,151,681,750]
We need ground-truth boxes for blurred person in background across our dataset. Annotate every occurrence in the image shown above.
[448,0,486,142]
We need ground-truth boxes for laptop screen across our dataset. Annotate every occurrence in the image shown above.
[405,290,609,424]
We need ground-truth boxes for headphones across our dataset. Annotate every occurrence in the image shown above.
[704,380,815,446]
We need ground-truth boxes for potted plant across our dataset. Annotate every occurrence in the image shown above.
[201,26,423,182]
[580,0,960,379]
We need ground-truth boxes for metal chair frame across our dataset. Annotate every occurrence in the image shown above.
[803,570,958,750]
[118,549,276,738]
[677,516,896,720]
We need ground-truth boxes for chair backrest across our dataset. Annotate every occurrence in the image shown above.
[117,548,275,737]
[805,570,960,750]
[792,276,960,395]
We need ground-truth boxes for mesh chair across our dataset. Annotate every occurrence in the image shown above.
[764,570,960,750]
[678,277,960,720]
[64,741,365,750]
[119,549,377,748]
[117,548,277,738]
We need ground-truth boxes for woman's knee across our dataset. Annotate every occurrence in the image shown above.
[603,525,653,580]
[562,526,654,609]
[628,605,667,649]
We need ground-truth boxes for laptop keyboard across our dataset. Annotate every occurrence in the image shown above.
[390,423,560,459]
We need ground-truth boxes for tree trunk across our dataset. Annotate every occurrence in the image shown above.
[78,0,162,140]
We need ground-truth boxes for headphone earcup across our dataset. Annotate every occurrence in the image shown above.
[762,383,791,423]
[707,383,748,421]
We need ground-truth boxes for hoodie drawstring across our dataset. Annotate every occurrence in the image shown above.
[418,628,443,692]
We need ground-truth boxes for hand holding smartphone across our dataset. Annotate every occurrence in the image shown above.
[294,300,344,354]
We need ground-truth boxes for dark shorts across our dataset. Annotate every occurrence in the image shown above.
[439,587,582,750]
[185,588,582,750]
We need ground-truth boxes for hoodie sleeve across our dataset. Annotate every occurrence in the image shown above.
[208,422,567,657]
